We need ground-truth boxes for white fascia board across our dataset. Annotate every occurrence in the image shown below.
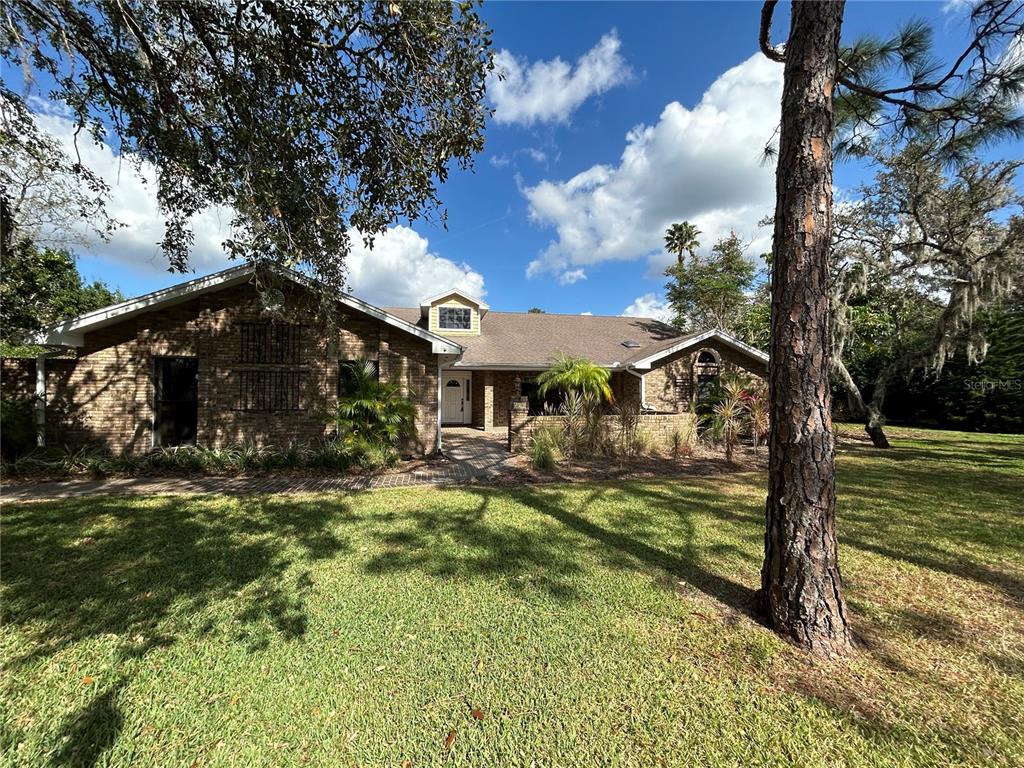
[628,330,769,370]
[418,288,490,313]
[446,362,622,371]
[34,264,256,346]
[34,262,464,357]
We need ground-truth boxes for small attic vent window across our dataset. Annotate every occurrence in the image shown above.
[622,340,641,349]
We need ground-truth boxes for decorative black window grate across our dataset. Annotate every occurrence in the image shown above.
[239,322,303,364]
[236,370,304,411]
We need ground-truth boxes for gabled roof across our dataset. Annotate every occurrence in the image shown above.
[418,288,489,316]
[382,307,767,369]
[35,264,464,356]
[623,328,769,369]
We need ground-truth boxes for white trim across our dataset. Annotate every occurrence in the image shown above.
[33,264,464,356]
[440,371,473,425]
[627,329,768,370]
[35,354,47,447]
[419,288,489,314]
[436,362,444,454]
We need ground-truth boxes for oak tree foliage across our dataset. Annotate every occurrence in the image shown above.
[1,0,494,291]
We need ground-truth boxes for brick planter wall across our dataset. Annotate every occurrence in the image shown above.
[507,398,697,454]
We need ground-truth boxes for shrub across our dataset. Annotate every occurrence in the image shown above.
[0,394,37,459]
[529,423,564,471]
[710,380,747,463]
[332,359,418,446]
[669,425,695,458]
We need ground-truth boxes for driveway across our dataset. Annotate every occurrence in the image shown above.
[1,429,513,502]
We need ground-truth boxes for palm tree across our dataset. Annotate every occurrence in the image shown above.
[537,355,614,404]
[664,221,701,264]
[333,359,418,445]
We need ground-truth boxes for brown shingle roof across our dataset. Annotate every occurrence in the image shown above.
[383,308,697,368]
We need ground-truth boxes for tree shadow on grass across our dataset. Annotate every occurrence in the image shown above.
[360,480,762,619]
[1,493,355,766]
[48,680,126,768]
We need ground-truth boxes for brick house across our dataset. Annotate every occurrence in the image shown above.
[18,264,767,455]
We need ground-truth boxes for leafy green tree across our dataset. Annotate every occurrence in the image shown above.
[527,307,546,314]
[664,221,701,264]
[537,355,613,404]
[926,298,1024,432]
[664,231,756,332]
[0,244,123,350]
[2,1,493,290]
[830,145,1022,447]
[733,280,771,350]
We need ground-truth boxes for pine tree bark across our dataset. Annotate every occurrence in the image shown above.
[760,0,854,655]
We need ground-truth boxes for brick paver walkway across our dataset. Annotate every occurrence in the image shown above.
[2,428,512,503]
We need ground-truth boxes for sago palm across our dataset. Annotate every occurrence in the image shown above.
[537,355,614,404]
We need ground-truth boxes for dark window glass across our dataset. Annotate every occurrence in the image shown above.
[239,322,303,363]
[154,357,198,446]
[697,350,718,364]
[520,381,563,416]
[338,360,379,398]
[438,306,471,330]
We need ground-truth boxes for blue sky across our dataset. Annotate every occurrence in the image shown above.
[10,1,1020,319]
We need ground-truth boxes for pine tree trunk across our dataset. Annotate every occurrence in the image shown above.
[760,0,853,656]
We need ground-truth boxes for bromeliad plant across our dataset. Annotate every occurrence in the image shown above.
[332,359,418,448]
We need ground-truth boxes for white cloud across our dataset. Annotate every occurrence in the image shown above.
[622,293,672,323]
[31,112,235,275]
[580,311,593,316]
[345,226,485,307]
[559,268,587,285]
[25,110,482,307]
[523,53,780,280]
[489,146,549,169]
[488,31,632,126]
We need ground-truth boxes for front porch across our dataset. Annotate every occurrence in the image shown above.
[440,369,644,432]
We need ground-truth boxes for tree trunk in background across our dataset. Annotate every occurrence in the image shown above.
[761,1,854,656]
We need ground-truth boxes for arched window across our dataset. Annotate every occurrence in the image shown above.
[694,348,721,403]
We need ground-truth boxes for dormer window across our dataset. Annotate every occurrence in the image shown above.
[439,306,472,330]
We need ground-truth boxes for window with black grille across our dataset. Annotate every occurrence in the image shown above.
[237,370,304,411]
[239,322,303,364]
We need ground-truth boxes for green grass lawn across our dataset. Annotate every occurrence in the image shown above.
[2,427,1022,767]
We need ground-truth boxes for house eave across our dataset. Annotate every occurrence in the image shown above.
[627,329,769,370]
[32,263,464,357]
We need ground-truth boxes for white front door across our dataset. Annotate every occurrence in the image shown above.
[442,375,469,424]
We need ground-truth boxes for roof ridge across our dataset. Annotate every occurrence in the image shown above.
[382,306,673,322]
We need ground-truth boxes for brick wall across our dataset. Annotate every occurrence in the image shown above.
[641,340,767,413]
[508,398,697,454]
[6,282,440,455]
